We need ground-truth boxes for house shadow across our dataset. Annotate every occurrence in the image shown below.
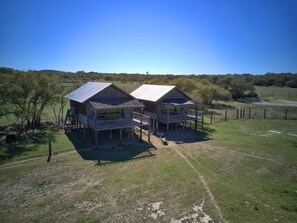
[65,129,156,165]
[162,127,212,144]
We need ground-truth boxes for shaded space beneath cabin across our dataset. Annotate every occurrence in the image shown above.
[155,123,211,144]
[65,129,156,165]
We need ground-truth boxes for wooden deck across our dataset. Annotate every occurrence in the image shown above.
[88,113,150,131]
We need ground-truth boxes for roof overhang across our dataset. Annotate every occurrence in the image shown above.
[161,99,195,106]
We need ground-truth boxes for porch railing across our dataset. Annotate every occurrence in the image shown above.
[87,112,150,130]
[158,112,198,123]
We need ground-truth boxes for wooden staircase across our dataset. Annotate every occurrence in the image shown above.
[64,109,77,133]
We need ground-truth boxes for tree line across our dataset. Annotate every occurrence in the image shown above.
[1,67,297,130]
[0,70,72,132]
[1,67,296,88]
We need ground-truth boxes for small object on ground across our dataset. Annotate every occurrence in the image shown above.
[6,134,17,144]
[161,136,168,145]
[156,130,164,137]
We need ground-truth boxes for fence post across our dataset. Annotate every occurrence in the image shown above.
[236,109,239,119]
[264,108,267,119]
[240,108,242,119]
[201,112,204,130]
[285,109,288,119]
[224,110,227,121]
[249,107,251,119]
[243,108,245,118]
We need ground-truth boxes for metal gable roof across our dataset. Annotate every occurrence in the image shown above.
[64,82,112,103]
[130,84,175,102]
[89,98,143,109]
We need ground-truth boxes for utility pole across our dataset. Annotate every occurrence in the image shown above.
[146,71,149,84]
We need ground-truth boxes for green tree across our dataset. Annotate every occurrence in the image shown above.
[2,73,64,132]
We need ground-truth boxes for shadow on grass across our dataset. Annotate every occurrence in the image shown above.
[164,128,212,144]
[0,123,58,163]
[65,130,156,166]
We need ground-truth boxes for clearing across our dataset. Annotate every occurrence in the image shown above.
[0,119,297,223]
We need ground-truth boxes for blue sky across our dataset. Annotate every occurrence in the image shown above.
[0,0,297,74]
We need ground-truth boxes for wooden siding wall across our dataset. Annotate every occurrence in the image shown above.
[90,85,130,100]
[70,100,77,109]
[78,102,88,115]
[142,100,157,113]
[70,100,87,116]
[161,88,189,101]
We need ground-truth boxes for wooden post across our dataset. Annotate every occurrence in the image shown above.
[249,107,251,119]
[139,127,142,143]
[264,108,267,119]
[148,123,151,142]
[120,128,122,143]
[240,108,242,119]
[195,103,198,131]
[94,110,97,130]
[285,109,288,119]
[201,112,204,130]
[224,110,227,121]
[236,109,239,119]
[243,108,245,118]
[95,131,98,147]
[140,107,143,124]
[47,135,52,162]
[167,107,170,132]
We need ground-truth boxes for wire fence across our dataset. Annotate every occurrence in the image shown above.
[203,105,297,124]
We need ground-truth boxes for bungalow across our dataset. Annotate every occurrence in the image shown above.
[64,82,150,145]
[130,84,199,132]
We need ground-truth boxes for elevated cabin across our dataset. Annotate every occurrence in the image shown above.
[64,82,150,145]
[131,84,199,132]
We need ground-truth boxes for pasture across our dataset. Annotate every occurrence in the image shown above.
[255,86,297,101]
[1,119,296,223]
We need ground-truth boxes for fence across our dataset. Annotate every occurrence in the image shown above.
[204,105,297,124]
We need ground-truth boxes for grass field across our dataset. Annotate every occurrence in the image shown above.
[1,119,296,222]
[255,86,297,101]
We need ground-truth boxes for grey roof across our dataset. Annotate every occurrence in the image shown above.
[90,98,143,109]
[65,82,111,103]
[130,84,175,102]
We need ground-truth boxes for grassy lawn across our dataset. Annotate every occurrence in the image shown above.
[198,119,297,222]
[0,127,76,164]
[255,86,297,101]
[0,119,296,222]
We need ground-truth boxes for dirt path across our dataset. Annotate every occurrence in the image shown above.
[172,145,228,223]
[0,150,76,167]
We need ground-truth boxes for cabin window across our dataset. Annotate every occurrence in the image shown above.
[163,107,182,115]
[97,108,123,119]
